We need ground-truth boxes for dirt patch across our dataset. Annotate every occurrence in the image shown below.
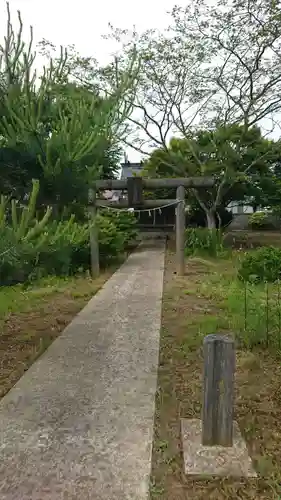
[0,271,113,399]
[150,249,281,499]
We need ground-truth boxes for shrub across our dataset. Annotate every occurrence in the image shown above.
[0,228,37,284]
[185,228,224,257]
[0,181,54,284]
[249,211,272,229]
[96,214,126,266]
[35,216,91,276]
[238,246,281,283]
[99,210,138,246]
[0,182,137,285]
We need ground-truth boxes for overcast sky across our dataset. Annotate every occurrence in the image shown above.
[0,0,189,161]
[0,0,185,63]
[1,0,279,163]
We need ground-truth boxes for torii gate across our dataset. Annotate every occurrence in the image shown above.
[88,176,214,277]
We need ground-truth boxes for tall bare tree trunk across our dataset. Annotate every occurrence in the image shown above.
[206,210,216,229]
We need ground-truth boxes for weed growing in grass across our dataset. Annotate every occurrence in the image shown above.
[153,248,281,500]
[185,228,225,257]
[238,246,281,283]
[188,257,281,352]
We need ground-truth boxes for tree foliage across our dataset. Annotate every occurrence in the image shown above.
[105,0,281,227]
[171,0,281,130]
[0,179,138,285]
[0,3,139,214]
[144,125,278,227]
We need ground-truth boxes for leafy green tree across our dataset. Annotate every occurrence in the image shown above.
[108,0,281,147]
[105,0,281,227]
[144,125,277,227]
[0,3,139,214]
[251,147,281,214]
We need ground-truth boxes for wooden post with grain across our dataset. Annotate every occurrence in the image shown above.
[176,185,185,276]
[202,334,235,447]
[88,187,99,278]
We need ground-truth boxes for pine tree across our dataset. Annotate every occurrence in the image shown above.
[0,2,139,213]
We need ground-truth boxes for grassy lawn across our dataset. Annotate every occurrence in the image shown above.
[0,268,115,399]
[150,242,281,499]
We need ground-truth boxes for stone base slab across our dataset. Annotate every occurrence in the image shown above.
[181,418,257,477]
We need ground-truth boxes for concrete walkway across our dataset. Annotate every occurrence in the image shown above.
[0,242,165,500]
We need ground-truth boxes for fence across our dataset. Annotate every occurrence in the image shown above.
[226,280,281,351]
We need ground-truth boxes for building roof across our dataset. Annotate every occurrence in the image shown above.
[120,162,143,179]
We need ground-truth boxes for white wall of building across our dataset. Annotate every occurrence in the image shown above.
[227,202,254,215]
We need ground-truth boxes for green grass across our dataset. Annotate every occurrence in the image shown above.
[0,263,121,322]
[151,248,281,500]
[0,274,90,320]
[0,267,116,399]
[181,255,281,353]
